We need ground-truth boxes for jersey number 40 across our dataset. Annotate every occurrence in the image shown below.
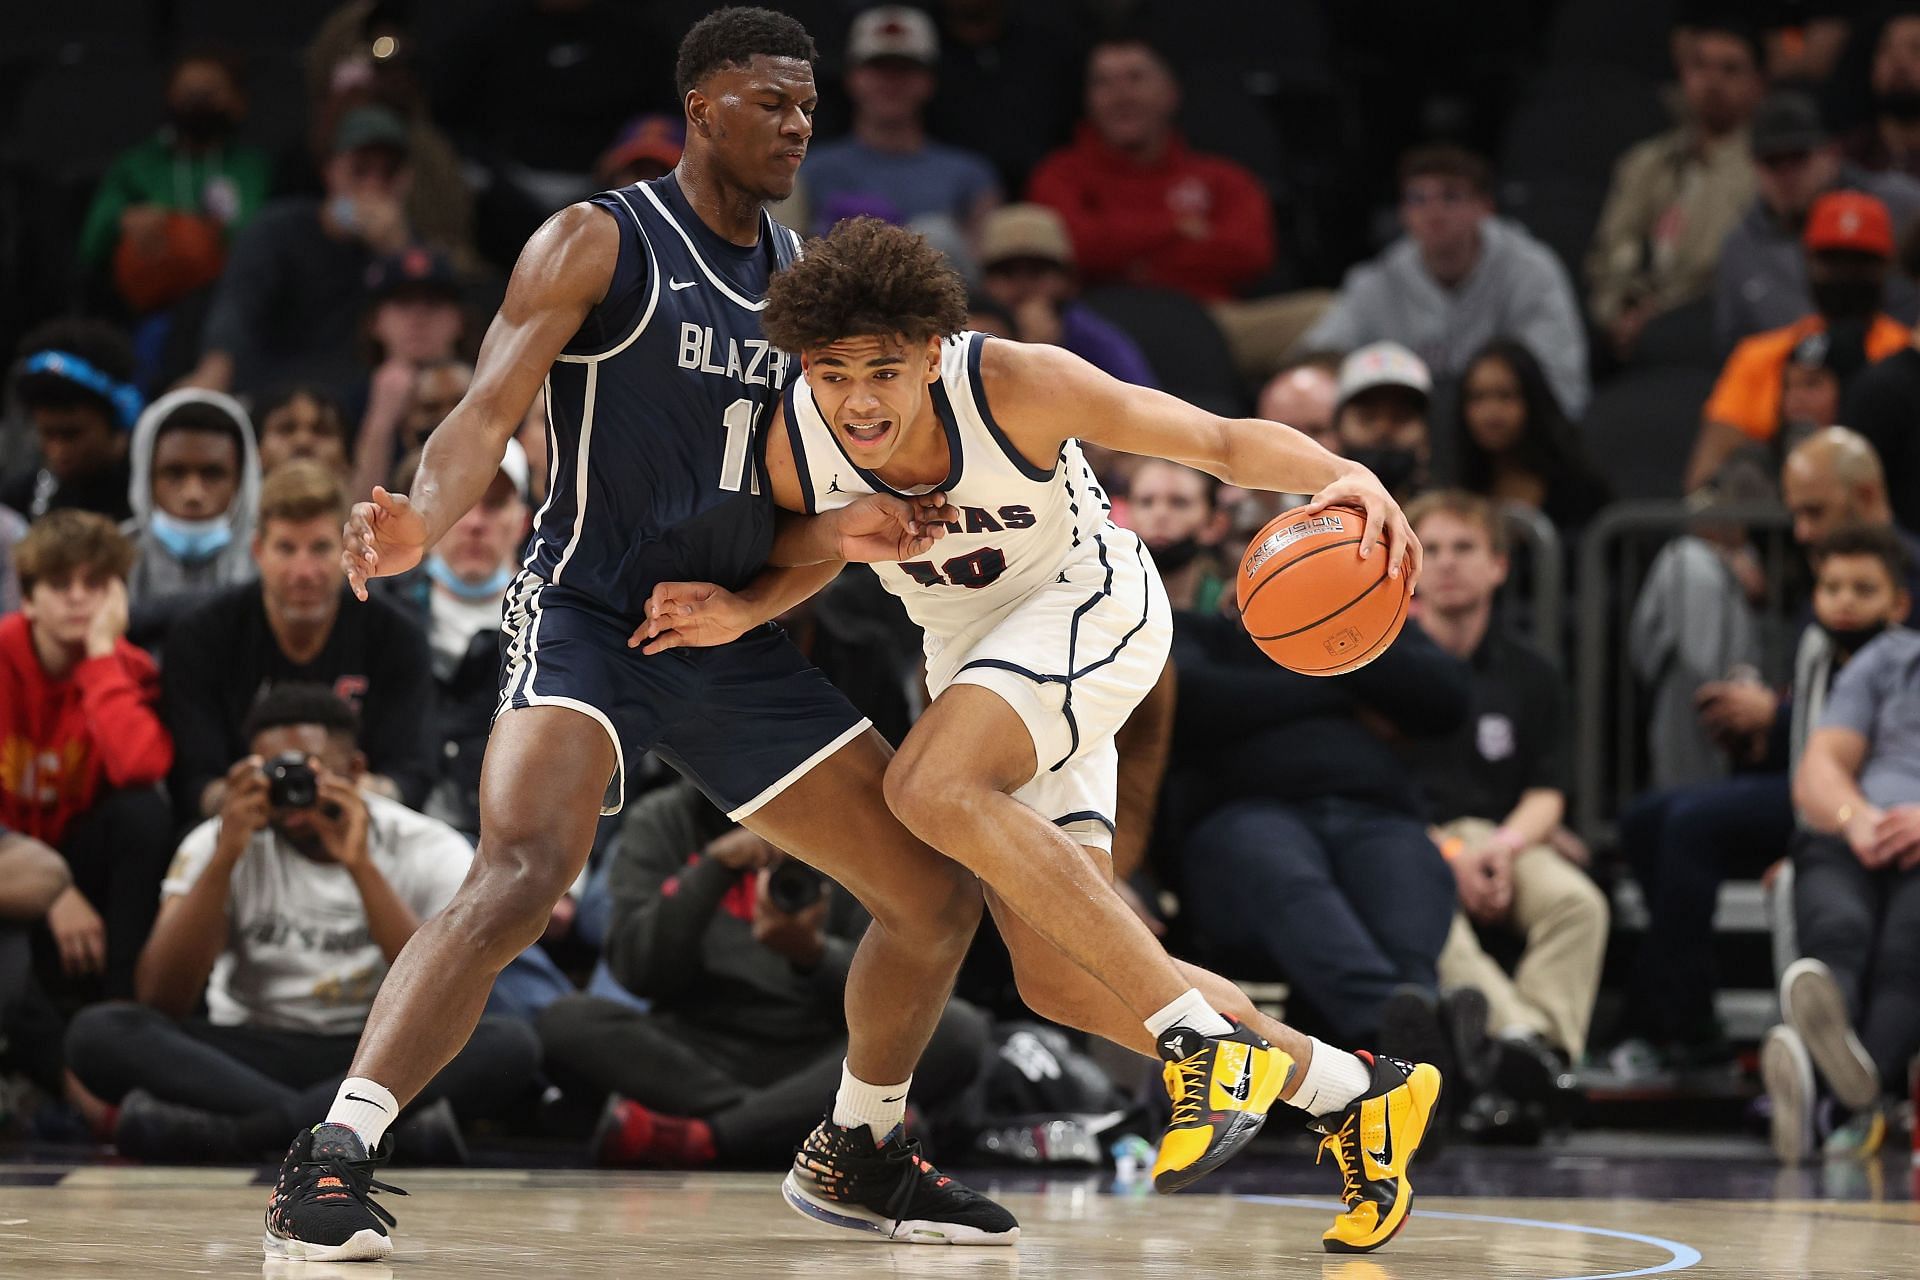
[901,547,1007,589]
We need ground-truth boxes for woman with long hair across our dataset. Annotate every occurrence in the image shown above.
[1454,338,1611,533]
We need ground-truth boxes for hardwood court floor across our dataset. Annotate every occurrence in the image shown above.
[4,1165,1918,1279]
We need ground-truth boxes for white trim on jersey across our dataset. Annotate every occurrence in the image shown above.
[726,716,873,822]
[555,188,664,365]
[521,375,562,572]
[550,362,599,585]
[636,182,771,312]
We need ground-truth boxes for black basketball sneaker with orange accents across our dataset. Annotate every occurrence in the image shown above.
[262,1123,407,1262]
[1315,1051,1442,1253]
[782,1119,1020,1245]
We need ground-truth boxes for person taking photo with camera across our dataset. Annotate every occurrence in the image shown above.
[62,684,537,1164]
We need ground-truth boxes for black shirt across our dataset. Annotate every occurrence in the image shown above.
[0,456,135,523]
[1842,346,1920,536]
[1401,624,1569,825]
[162,583,436,822]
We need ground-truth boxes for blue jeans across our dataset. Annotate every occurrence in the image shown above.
[1178,797,1455,1042]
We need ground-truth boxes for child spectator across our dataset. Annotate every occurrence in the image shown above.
[3,321,141,523]
[254,385,351,479]
[1453,340,1610,534]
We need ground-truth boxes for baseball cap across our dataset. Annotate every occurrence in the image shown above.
[1803,190,1894,258]
[1750,90,1828,160]
[595,114,685,185]
[980,204,1074,269]
[497,437,530,502]
[332,104,409,157]
[366,245,460,301]
[848,5,938,66]
[1336,342,1431,409]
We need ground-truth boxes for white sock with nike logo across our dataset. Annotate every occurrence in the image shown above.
[326,1077,399,1148]
[1143,987,1235,1048]
[1291,1039,1370,1117]
[831,1060,910,1143]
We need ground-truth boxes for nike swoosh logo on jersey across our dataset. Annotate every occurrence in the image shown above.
[669,278,697,291]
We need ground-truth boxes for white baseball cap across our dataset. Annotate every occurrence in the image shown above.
[848,6,939,65]
[1336,342,1432,409]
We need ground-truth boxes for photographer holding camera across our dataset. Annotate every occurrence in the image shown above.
[63,684,537,1163]
[537,777,987,1168]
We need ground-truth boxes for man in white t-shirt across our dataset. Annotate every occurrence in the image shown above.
[63,683,539,1162]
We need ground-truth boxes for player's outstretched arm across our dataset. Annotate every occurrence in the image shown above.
[986,339,1421,584]
[342,203,619,599]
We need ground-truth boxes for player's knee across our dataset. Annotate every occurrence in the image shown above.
[447,835,577,958]
[871,869,982,953]
[881,747,974,842]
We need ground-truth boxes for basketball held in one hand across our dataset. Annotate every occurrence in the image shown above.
[1236,507,1411,675]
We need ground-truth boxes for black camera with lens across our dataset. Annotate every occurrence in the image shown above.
[265,751,318,810]
[765,858,826,913]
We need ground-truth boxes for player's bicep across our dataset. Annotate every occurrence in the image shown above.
[992,340,1232,473]
[763,403,810,513]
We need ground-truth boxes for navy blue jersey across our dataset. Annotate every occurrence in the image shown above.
[525,174,802,620]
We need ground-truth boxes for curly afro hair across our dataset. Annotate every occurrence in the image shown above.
[675,7,817,101]
[762,218,970,355]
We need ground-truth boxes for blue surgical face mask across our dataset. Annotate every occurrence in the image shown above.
[149,509,233,563]
[326,194,358,232]
[426,553,511,601]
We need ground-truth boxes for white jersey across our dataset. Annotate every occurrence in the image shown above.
[782,331,1109,640]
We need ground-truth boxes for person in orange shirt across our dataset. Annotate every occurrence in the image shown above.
[1688,191,1910,491]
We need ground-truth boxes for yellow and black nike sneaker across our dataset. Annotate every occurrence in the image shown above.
[1316,1051,1442,1253]
[1151,1022,1293,1193]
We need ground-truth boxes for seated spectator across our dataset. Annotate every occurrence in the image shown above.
[255,385,351,479]
[125,390,260,648]
[1844,8,1920,183]
[537,778,987,1168]
[378,441,530,838]
[1334,342,1434,502]
[1779,328,1849,450]
[1403,492,1607,1136]
[0,828,72,1101]
[1769,550,1920,1161]
[1586,17,1764,362]
[3,320,141,523]
[1302,145,1590,416]
[1028,33,1273,304]
[182,106,420,397]
[1167,604,1469,1050]
[1454,339,1610,534]
[1840,231,1920,533]
[0,512,173,1001]
[349,248,470,498]
[163,460,435,823]
[76,48,270,318]
[977,204,1156,386]
[1257,355,1340,455]
[63,685,539,1162]
[1689,190,1910,492]
[799,7,1000,265]
[594,114,684,190]
[1126,461,1230,613]
[1716,89,1920,352]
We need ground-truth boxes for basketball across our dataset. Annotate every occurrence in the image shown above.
[1236,507,1411,676]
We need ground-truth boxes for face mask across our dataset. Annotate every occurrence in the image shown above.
[1145,535,1204,574]
[149,508,233,563]
[170,100,236,144]
[1810,278,1883,324]
[1818,617,1890,654]
[1344,446,1421,494]
[326,195,359,232]
[427,553,510,601]
[1876,89,1920,122]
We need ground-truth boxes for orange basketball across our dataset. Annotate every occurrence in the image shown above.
[1235,506,1411,675]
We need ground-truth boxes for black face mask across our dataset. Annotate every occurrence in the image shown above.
[1810,278,1884,325]
[1147,535,1203,574]
[1819,617,1891,654]
[170,100,237,145]
[1344,446,1421,494]
[1876,88,1920,122]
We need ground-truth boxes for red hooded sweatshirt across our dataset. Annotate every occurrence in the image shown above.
[0,613,172,846]
[1028,123,1275,302]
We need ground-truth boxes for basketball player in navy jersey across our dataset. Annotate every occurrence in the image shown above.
[640,218,1441,1254]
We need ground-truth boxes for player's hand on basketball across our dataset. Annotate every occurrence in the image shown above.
[634,581,755,654]
[832,491,959,563]
[343,486,429,602]
[1296,464,1421,586]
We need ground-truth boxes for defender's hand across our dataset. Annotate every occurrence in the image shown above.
[1294,464,1421,586]
[343,486,429,601]
[632,581,756,654]
[832,492,959,564]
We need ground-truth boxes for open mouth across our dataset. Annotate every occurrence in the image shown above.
[841,418,893,449]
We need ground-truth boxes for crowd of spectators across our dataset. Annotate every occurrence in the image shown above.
[2,0,1919,1170]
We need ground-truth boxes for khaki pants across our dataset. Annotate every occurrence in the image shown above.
[1209,290,1337,384]
[1436,817,1609,1059]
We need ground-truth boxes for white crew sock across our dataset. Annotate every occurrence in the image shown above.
[325,1077,400,1148]
[1290,1039,1372,1117]
[1143,987,1235,1047]
[831,1061,910,1143]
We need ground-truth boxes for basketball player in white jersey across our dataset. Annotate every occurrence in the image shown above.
[639,218,1441,1254]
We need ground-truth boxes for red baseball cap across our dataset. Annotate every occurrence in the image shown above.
[1803,191,1894,258]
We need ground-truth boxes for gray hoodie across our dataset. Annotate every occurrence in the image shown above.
[126,388,261,648]
[1302,216,1591,417]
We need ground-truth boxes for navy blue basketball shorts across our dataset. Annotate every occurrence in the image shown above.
[496,576,871,818]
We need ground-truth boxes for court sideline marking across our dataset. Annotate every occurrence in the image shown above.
[1241,1194,1703,1280]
